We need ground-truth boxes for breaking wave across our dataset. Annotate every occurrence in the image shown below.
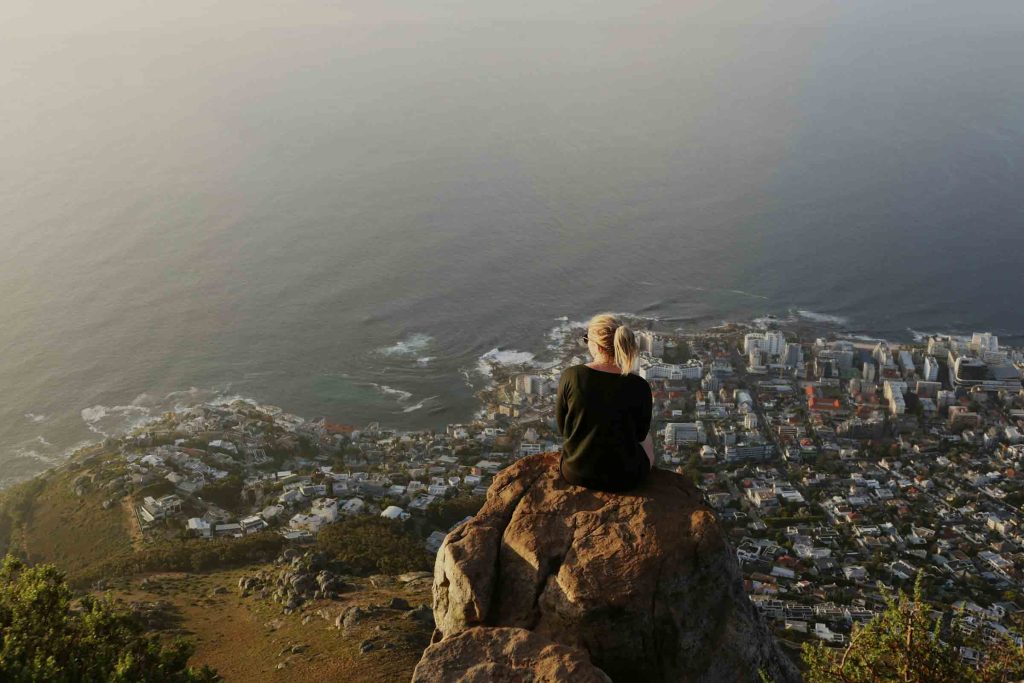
[376,333,434,358]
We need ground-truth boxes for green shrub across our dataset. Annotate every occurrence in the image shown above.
[317,517,430,576]
[801,575,1024,682]
[0,555,218,682]
[426,493,485,530]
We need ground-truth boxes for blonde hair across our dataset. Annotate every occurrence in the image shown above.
[587,313,638,375]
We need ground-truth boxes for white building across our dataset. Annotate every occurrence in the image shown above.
[744,331,786,358]
[341,497,366,516]
[289,513,323,534]
[884,380,907,415]
[637,330,665,357]
[240,515,268,534]
[311,497,339,524]
[186,517,211,538]
[380,505,411,521]
[639,359,703,381]
[923,355,939,382]
[663,422,706,445]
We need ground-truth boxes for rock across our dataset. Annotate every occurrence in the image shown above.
[210,586,228,595]
[387,597,410,611]
[412,626,610,683]
[359,640,376,654]
[427,452,798,683]
[369,574,393,588]
[398,571,433,583]
[405,605,435,626]
[341,606,369,632]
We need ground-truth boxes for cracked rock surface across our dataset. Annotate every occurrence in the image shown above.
[420,452,799,683]
[412,626,610,683]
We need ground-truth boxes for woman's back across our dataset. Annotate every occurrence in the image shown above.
[556,364,653,492]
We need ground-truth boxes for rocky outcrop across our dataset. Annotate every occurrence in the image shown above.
[412,627,611,683]
[237,550,351,613]
[419,452,798,682]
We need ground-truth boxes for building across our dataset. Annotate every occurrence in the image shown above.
[186,517,211,538]
[664,422,706,445]
[289,513,323,534]
[380,505,411,521]
[139,494,183,524]
[923,356,939,382]
[884,381,907,415]
[515,374,552,397]
[311,497,339,524]
[744,331,786,358]
[639,360,703,381]
[725,444,774,463]
[637,330,665,357]
[240,515,268,534]
[341,497,366,516]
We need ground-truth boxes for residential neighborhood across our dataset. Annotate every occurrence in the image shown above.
[91,320,1024,658]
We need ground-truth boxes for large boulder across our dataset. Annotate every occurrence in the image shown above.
[425,452,798,682]
[412,626,610,683]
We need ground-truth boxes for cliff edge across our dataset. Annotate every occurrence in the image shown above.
[412,451,799,682]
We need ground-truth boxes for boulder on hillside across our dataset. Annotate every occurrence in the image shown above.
[412,626,611,683]
[426,451,798,682]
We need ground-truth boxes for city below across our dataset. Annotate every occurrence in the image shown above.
[39,317,1024,658]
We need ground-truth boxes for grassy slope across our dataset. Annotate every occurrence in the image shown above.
[2,456,434,681]
[19,467,134,580]
[101,567,433,682]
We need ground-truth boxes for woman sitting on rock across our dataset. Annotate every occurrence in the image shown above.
[556,313,655,492]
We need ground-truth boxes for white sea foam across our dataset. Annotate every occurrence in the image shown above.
[164,387,201,400]
[13,447,60,467]
[751,316,782,328]
[377,333,434,358]
[35,435,53,447]
[368,383,413,402]
[81,405,109,423]
[476,348,537,377]
[80,403,154,436]
[907,328,970,343]
[416,357,434,366]
[546,317,588,351]
[796,310,849,325]
[841,334,887,343]
[24,412,47,423]
[402,395,438,413]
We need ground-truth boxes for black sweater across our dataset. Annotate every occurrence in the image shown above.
[555,365,653,492]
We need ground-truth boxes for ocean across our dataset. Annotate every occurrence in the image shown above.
[2,1,1023,487]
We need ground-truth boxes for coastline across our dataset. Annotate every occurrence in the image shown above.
[3,309,1015,492]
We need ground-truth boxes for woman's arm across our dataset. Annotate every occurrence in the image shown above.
[555,373,568,436]
[641,433,655,468]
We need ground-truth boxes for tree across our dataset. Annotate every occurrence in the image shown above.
[196,475,244,512]
[426,494,486,531]
[802,575,1024,682]
[0,556,218,682]
[316,517,431,576]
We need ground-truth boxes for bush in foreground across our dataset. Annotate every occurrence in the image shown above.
[0,555,218,682]
[800,576,1024,682]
